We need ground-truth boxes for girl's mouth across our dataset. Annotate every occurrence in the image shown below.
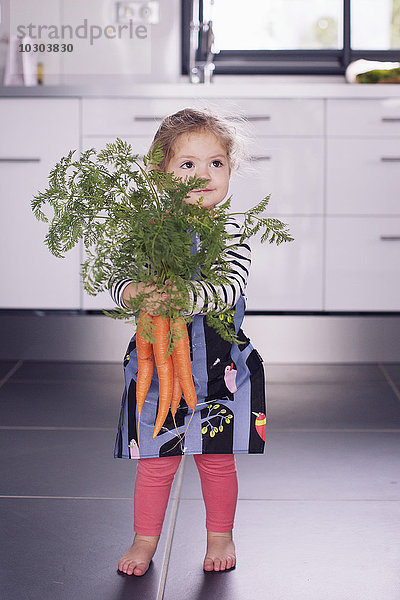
[194,188,214,193]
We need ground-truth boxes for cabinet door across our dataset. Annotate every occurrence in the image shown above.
[80,136,152,310]
[229,137,324,215]
[0,99,80,309]
[327,138,400,215]
[327,99,400,137]
[325,217,400,311]
[246,216,324,311]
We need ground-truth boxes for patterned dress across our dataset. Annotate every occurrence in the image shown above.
[110,217,267,459]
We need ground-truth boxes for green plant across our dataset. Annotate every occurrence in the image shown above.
[356,67,400,83]
[32,138,293,346]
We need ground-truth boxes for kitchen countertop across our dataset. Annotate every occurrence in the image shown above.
[1,81,400,98]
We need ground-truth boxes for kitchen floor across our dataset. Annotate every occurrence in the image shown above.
[1,360,399,600]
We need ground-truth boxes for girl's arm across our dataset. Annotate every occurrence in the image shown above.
[184,218,251,316]
[109,280,167,314]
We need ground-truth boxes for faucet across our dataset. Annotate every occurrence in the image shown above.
[189,0,216,84]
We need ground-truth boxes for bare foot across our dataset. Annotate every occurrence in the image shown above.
[203,531,236,572]
[118,534,160,576]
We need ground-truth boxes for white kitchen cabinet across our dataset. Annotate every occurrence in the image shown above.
[325,97,400,312]
[327,98,400,137]
[229,137,324,215]
[0,99,80,309]
[3,91,398,315]
[327,138,400,215]
[246,216,324,311]
[325,217,400,311]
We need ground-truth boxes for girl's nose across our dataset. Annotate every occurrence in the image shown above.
[197,164,211,180]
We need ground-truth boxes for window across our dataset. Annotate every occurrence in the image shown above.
[181,0,400,75]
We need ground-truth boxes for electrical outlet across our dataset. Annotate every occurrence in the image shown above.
[116,1,159,24]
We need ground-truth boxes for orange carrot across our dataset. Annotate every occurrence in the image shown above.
[152,315,174,438]
[170,352,183,417]
[170,317,197,410]
[136,312,155,417]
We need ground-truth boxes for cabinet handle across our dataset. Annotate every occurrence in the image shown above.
[380,157,400,162]
[134,115,272,123]
[250,155,272,162]
[229,115,271,122]
[0,157,41,163]
[381,117,400,122]
[133,116,164,122]
[380,235,400,241]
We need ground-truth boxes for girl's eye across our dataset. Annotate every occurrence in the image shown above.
[181,161,194,169]
[211,160,223,167]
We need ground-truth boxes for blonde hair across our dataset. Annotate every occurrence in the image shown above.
[148,107,249,173]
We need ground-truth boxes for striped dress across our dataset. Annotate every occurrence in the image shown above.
[110,216,267,459]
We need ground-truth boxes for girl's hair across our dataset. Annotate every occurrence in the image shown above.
[148,107,249,173]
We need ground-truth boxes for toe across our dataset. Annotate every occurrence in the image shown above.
[214,558,221,572]
[126,561,136,575]
[118,560,128,573]
[203,557,214,572]
[133,561,148,576]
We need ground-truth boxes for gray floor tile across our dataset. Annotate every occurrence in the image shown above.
[0,360,19,380]
[13,360,123,383]
[180,431,400,501]
[267,381,400,429]
[0,429,136,497]
[0,380,123,427]
[0,496,173,600]
[382,363,400,386]
[164,498,400,600]
[265,363,386,384]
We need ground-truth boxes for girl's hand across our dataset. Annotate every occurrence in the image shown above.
[122,280,186,315]
[141,288,168,315]
[164,280,186,311]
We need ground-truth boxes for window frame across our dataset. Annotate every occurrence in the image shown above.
[181,0,400,76]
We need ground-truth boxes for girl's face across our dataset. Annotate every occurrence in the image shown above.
[165,130,231,210]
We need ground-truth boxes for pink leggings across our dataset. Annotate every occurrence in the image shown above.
[134,454,238,536]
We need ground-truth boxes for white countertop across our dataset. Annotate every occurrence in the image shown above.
[1,81,400,98]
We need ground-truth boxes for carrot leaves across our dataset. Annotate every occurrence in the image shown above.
[32,137,293,344]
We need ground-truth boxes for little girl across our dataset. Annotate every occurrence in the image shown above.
[110,107,266,576]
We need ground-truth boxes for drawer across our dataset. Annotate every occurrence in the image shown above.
[246,216,324,311]
[82,98,324,137]
[219,98,324,136]
[0,98,80,155]
[325,217,400,311]
[82,98,209,136]
[327,138,400,215]
[229,137,324,215]
[327,99,400,137]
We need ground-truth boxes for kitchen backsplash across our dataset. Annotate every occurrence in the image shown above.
[0,0,181,85]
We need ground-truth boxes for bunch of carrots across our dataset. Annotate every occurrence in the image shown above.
[136,311,197,439]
